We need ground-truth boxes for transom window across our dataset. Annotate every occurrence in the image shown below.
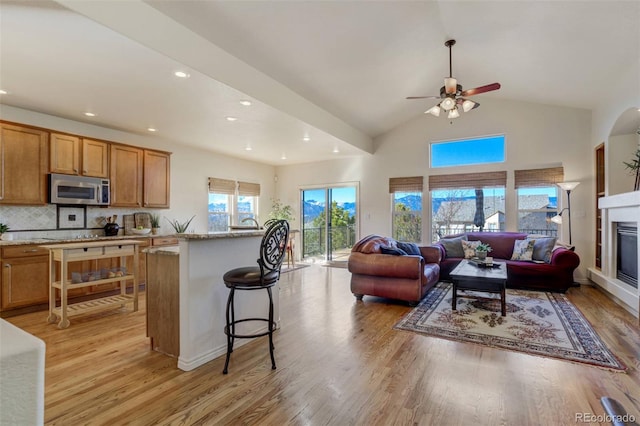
[431,135,505,168]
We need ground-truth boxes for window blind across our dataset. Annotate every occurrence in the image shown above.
[428,171,507,190]
[208,177,236,194]
[238,181,260,196]
[514,167,564,188]
[389,176,423,193]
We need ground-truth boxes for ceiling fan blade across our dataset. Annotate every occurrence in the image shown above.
[406,96,441,100]
[459,83,501,97]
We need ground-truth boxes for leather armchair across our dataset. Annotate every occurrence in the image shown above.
[348,235,441,304]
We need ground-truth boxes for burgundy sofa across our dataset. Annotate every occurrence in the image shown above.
[348,235,441,304]
[435,232,580,292]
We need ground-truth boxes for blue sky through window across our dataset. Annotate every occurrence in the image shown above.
[431,135,505,168]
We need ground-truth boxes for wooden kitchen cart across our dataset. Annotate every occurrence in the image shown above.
[41,240,141,329]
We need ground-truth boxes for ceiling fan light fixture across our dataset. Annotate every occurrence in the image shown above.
[448,108,460,119]
[440,97,456,111]
[444,77,457,95]
[462,99,478,112]
[425,105,441,117]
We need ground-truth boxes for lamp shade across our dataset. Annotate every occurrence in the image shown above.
[550,215,562,224]
[444,77,458,95]
[557,181,580,191]
[462,99,478,112]
[425,105,441,117]
[448,108,460,119]
[440,97,456,111]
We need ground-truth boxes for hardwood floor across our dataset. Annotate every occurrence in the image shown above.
[6,265,640,425]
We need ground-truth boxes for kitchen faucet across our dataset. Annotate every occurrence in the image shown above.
[241,217,261,229]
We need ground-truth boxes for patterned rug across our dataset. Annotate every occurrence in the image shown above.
[394,282,626,371]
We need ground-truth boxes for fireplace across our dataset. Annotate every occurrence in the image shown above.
[617,223,638,289]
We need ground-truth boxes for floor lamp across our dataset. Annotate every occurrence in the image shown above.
[551,181,580,245]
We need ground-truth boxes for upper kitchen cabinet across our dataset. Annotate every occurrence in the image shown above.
[82,138,109,178]
[0,123,49,205]
[50,133,80,175]
[110,144,143,207]
[50,134,109,178]
[143,150,171,208]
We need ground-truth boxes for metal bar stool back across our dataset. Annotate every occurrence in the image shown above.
[222,219,289,374]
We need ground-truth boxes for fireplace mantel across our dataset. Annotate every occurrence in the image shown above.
[589,191,640,321]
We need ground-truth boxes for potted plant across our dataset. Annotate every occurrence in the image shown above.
[268,198,295,222]
[0,223,9,240]
[475,243,492,260]
[623,148,640,191]
[166,215,195,234]
[150,214,161,235]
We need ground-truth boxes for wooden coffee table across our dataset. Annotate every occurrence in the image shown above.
[450,259,508,316]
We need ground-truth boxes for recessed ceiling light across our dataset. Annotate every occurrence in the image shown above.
[245,145,253,151]
[226,116,237,122]
[302,136,310,142]
[239,100,252,106]
[84,112,96,117]
[281,154,287,160]
[333,147,340,154]
[174,71,190,78]
[147,127,157,132]
[0,89,7,95]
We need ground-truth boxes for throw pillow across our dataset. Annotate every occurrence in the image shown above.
[461,240,481,259]
[397,242,421,256]
[531,237,556,263]
[511,239,536,261]
[380,246,408,256]
[439,235,468,258]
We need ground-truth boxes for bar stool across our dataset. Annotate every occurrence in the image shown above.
[222,219,289,374]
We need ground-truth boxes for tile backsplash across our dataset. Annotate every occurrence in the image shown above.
[0,205,168,240]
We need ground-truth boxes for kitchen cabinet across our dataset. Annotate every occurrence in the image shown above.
[1,245,50,310]
[82,138,109,178]
[50,133,80,175]
[43,240,141,329]
[144,150,171,208]
[110,144,143,207]
[110,145,171,208]
[50,135,109,178]
[0,122,49,205]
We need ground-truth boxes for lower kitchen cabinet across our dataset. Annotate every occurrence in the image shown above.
[1,254,50,310]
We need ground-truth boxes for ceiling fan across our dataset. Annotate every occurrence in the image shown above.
[407,39,500,119]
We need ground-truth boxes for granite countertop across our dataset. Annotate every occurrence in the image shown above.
[176,230,265,240]
[0,234,178,247]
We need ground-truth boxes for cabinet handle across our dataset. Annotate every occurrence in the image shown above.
[83,169,87,174]
[4,264,10,287]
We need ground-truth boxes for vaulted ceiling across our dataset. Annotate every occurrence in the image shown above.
[1,1,638,165]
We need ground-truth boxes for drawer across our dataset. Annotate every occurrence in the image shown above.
[152,237,179,247]
[104,245,135,256]
[2,245,50,258]
[66,247,104,258]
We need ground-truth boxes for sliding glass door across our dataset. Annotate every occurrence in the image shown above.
[301,185,357,262]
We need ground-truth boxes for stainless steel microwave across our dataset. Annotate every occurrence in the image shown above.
[49,173,110,205]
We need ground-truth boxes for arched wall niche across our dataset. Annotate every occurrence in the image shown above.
[607,107,640,195]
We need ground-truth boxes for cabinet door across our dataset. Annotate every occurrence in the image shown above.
[1,255,50,310]
[50,133,80,175]
[82,138,109,178]
[143,150,171,208]
[110,144,143,207]
[0,123,48,205]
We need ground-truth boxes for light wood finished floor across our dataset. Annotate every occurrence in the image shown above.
[6,265,640,425]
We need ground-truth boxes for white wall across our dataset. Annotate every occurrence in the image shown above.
[608,133,640,195]
[276,98,593,280]
[0,106,276,234]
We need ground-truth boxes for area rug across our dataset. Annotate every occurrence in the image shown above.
[394,282,626,371]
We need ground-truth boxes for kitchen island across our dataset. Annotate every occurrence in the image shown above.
[147,231,276,371]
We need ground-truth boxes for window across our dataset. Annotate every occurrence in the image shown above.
[429,172,507,242]
[431,135,505,168]
[515,167,563,237]
[389,177,422,243]
[208,178,260,232]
